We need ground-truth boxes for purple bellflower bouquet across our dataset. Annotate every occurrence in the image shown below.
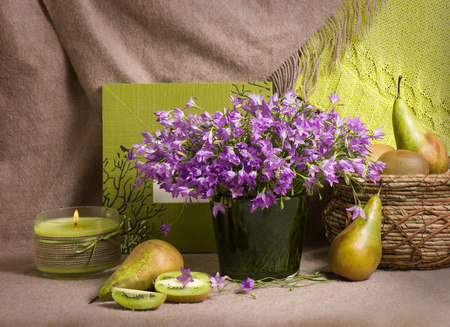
[128,90,385,220]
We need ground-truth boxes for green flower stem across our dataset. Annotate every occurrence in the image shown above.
[216,271,336,299]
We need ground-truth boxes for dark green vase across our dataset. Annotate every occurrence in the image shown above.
[210,195,309,280]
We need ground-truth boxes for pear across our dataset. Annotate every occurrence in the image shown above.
[327,186,383,281]
[97,239,184,301]
[392,76,449,174]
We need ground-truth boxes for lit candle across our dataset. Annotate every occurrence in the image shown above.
[34,210,119,237]
[34,206,122,279]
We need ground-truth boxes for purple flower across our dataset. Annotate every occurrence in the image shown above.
[247,93,264,106]
[160,224,170,237]
[321,158,339,187]
[128,90,386,214]
[372,126,386,140]
[251,191,276,213]
[251,112,272,139]
[329,93,340,104]
[220,147,240,165]
[185,96,197,109]
[337,159,355,174]
[127,149,136,160]
[230,186,244,198]
[305,176,318,190]
[177,267,195,288]
[209,272,227,289]
[347,117,368,136]
[352,158,366,177]
[155,110,171,120]
[195,150,213,162]
[133,176,144,188]
[367,161,386,183]
[346,204,366,220]
[203,130,213,144]
[240,278,255,292]
[174,186,190,200]
[281,89,298,107]
[229,94,244,108]
[212,202,228,218]
[172,108,185,120]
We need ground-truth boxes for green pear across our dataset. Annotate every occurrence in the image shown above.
[327,188,383,281]
[392,76,449,174]
[97,239,184,301]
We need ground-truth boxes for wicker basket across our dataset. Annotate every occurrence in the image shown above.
[322,169,450,270]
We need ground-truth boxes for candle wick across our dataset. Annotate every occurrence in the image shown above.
[74,222,78,227]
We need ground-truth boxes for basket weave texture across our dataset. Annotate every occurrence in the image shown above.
[323,169,450,270]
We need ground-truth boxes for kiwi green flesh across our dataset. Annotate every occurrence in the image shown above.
[111,287,167,310]
[155,271,212,303]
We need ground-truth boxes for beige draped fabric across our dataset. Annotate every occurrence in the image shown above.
[1,0,343,246]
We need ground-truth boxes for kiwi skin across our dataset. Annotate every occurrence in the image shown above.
[111,287,167,310]
[368,144,395,161]
[163,287,212,303]
[378,149,429,175]
[154,271,213,303]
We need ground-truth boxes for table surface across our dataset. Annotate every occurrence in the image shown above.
[1,244,449,327]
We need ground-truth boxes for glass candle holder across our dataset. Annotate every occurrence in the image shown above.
[34,206,122,279]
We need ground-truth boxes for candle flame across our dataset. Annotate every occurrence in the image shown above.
[73,210,79,227]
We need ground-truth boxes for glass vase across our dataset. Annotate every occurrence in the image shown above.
[210,195,309,280]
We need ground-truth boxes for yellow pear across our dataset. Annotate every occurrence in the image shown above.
[328,189,382,281]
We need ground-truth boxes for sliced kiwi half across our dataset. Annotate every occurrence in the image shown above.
[111,287,167,310]
[154,271,212,303]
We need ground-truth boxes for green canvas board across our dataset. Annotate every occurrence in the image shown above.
[102,82,273,253]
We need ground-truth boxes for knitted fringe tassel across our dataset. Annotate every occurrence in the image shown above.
[268,0,387,99]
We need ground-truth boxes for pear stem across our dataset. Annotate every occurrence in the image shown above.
[397,76,402,97]
[377,179,383,196]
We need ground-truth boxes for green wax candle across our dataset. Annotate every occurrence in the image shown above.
[34,217,119,237]
[34,206,122,279]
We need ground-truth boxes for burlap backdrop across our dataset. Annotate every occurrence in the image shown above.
[1,0,349,247]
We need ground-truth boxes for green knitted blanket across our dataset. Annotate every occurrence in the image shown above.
[271,0,449,150]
